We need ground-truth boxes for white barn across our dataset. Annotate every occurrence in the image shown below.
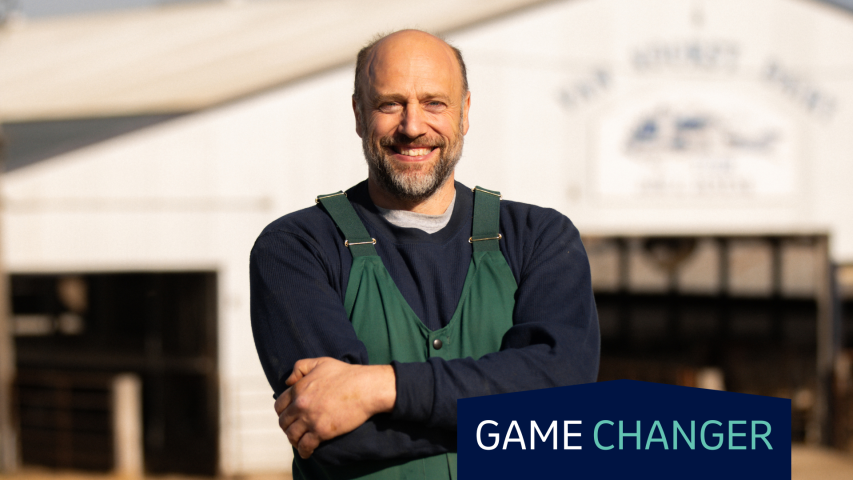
[1,0,853,474]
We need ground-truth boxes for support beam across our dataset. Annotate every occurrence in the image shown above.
[716,237,730,343]
[616,237,630,347]
[812,235,838,445]
[0,126,17,472]
[113,374,143,477]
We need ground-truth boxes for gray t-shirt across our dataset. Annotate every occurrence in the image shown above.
[375,192,456,234]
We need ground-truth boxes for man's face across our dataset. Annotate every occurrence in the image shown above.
[355,31,470,202]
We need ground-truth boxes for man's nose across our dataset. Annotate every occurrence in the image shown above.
[399,104,427,138]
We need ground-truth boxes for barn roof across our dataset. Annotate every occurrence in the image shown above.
[2,0,852,122]
[0,0,554,122]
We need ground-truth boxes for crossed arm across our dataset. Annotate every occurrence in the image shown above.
[274,358,396,459]
[250,210,599,465]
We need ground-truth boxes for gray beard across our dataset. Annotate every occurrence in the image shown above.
[363,124,464,203]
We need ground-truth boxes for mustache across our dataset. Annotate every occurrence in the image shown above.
[378,135,447,149]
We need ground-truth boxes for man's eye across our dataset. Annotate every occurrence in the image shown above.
[379,103,401,113]
[425,101,446,111]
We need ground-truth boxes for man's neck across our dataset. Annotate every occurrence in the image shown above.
[367,174,456,214]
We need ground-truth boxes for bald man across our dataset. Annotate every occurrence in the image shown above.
[251,30,599,480]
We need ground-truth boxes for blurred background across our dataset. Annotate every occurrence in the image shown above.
[0,0,852,477]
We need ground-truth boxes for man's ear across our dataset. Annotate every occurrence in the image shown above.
[461,91,471,135]
[352,96,364,138]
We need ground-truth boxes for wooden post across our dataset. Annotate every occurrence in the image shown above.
[113,374,143,477]
[0,126,17,472]
[811,235,837,445]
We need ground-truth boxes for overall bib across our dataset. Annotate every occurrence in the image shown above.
[296,187,516,480]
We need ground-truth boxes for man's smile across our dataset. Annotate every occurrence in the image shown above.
[388,145,438,161]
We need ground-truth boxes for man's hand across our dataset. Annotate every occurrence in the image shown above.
[274,357,396,459]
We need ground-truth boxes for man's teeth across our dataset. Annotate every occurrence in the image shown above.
[399,148,431,156]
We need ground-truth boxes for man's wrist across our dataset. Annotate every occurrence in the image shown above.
[366,364,397,414]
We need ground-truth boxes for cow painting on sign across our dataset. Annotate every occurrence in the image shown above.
[250,29,600,480]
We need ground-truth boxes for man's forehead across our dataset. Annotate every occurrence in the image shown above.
[364,31,461,92]
[371,30,454,59]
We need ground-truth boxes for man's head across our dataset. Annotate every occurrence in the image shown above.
[352,30,470,203]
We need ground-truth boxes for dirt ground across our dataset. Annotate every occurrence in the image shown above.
[1,445,852,479]
[791,444,853,480]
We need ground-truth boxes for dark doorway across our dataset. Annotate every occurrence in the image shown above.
[12,272,218,475]
[585,235,834,443]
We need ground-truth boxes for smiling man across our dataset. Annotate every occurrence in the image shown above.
[250,30,599,480]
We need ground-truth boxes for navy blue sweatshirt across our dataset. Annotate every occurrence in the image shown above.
[250,180,599,465]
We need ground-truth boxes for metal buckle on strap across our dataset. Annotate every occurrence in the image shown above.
[345,238,377,247]
[472,187,502,199]
[315,192,347,204]
[469,234,502,243]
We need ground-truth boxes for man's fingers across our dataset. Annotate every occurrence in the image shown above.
[297,432,321,459]
[279,401,301,433]
[286,357,326,386]
[274,387,292,416]
[284,418,309,447]
[276,357,376,453]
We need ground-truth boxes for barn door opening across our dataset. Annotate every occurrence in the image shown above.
[585,235,837,444]
[11,272,218,475]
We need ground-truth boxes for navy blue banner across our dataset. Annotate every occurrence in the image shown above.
[458,380,790,479]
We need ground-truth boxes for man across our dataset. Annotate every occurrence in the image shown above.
[250,29,599,479]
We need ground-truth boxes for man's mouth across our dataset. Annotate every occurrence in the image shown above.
[396,147,433,156]
[388,145,437,159]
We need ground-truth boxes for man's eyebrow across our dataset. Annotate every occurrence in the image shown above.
[371,92,452,104]
[372,93,408,104]
[420,92,452,102]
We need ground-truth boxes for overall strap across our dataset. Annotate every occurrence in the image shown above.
[316,191,379,257]
[470,186,502,252]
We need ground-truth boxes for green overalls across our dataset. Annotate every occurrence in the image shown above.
[297,187,517,480]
